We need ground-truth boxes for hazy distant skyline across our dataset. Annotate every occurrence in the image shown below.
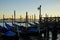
[0,0,60,19]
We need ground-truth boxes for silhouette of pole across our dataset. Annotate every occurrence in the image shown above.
[20,15,22,26]
[3,14,4,27]
[25,12,28,28]
[34,14,36,23]
[38,5,41,23]
[12,15,13,26]
[14,10,20,40]
[14,10,16,22]
[44,14,49,40]
[32,15,33,22]
[38,5,43,40]
[38,5,42,33]
[52,16,57,40]
[17,23,20,40]
[30,15,31,22]
[14,10,17,32]
[57,16,59,22]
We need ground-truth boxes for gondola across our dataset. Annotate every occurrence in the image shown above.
[1,23,19,40]
[12,23,26,36]
[27,22,44,36]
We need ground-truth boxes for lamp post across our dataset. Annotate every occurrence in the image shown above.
[38,5,43,40]
[38,5,41,33]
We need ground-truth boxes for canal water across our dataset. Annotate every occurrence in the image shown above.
[0,20,60,40]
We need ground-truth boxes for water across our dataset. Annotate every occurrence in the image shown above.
[0,20,60,40]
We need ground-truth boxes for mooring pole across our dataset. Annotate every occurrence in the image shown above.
[32,15,33,22]
[14,10,16,32]
[25,12,28,28]
[20,15,22,26]
[44,14,49,40]
[14,10,16,23]
[52,16,57,40]
[30,15,31,22]
[12,15,13,27]
[34,14,36,23]
[14,10,20,40]
[3,14,4,27]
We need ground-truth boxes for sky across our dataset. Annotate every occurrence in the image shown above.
[0,0,60,19]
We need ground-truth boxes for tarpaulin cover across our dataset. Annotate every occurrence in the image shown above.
[5,31,16,36]
[5,24,12,30]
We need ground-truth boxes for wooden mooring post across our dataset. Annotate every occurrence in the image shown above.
[52,16,57,40]
[44,14,49,40]
[3,14,5,27]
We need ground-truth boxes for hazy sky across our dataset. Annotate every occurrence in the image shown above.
[0,0,60,19]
